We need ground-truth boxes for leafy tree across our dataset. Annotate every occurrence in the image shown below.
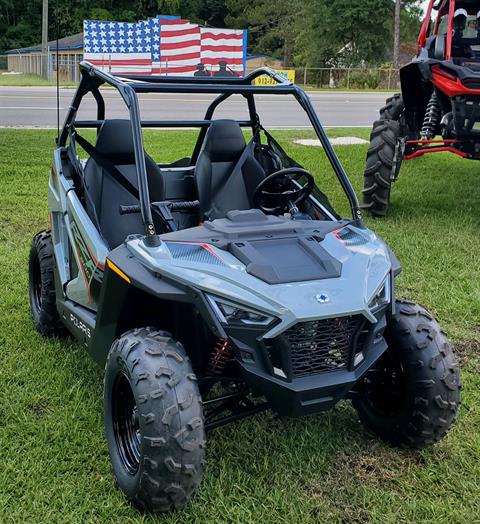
[225,0,301,65]
[297,0,394,67]
[0,0,423,67]
[400,1,423,47]
[226,0,421,67]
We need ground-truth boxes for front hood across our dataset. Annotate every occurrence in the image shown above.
[126,222,392,336]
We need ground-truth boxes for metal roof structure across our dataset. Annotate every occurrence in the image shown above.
[6,33,83,55]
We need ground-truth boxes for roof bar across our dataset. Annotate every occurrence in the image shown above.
[113,67,291,86]
[74,120,253,129]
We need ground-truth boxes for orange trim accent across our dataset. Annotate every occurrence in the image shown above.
[106,259,131,284]
[84,241,105,271]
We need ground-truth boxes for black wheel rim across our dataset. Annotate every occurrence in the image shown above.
[360,351,407,417]
[30,252,43,313]
[112,372,141,475]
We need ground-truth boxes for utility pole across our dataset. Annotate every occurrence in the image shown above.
[393,0,401,69]
[41,0,48,78]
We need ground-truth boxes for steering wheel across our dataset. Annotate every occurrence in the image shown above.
[253,168,315,215]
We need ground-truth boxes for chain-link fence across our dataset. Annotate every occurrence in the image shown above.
[286,67,400,90]
[249,66,401,90]
[1,53,400,90]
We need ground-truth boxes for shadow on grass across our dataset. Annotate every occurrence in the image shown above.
[54,327,407,514]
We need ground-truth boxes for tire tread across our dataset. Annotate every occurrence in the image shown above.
[104,328,205,513]
[29,230,65,337]
[353,300,461,449]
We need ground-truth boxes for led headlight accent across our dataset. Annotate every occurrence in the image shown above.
[368,276,391,311]
[207,295,275,326]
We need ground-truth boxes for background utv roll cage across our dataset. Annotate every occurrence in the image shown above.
[59,62,362,244]
[418,0,456,60]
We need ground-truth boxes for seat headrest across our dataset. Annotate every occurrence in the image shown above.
[95,119,136,163]
[203,119,246,163]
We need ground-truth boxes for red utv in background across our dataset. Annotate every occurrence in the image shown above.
[363,0,480,216]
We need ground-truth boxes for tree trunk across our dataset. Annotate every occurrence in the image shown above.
[393,0,401,69]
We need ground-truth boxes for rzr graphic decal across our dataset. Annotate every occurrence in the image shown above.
[71,220,104,304]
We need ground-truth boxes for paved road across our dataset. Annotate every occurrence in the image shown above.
[0,86,386,128]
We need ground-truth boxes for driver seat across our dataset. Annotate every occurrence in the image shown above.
[83,119,166,248]
[194,119,266,220]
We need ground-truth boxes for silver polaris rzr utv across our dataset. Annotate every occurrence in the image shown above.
[29,62,461,513]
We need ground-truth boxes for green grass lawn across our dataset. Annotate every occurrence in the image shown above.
[0,128,479,523]
[0,72,76,87]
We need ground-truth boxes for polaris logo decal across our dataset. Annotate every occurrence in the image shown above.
[315,293,330,304]
[69,313,91,339]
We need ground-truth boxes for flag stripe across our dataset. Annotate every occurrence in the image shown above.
[160,34,202,45]
[160,51,202,61]
[200,32,244,41]
[161,58,201,66]
[200,47,244,55]
[161,40,203,51]
[88,59,152,66]
[161,18,193,26]
[201,41,244,49]
[159,66,197,74]
[200,58,244,66]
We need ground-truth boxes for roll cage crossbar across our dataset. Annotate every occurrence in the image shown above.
[59,62,361,244]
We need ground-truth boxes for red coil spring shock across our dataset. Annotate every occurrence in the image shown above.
[208,337,233,375]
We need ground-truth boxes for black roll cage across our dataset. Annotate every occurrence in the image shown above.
[59,61,361,244]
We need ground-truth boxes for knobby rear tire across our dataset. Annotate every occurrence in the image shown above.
[353,300,461,449]
[28,230,65,337]
[379,93,405,121]
[362,119,401,217]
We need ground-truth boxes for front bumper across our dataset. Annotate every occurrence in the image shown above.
[227,312,388,417]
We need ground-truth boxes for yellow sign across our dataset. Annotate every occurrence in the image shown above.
[253,69,296,86]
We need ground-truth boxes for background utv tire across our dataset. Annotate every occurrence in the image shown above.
[104,328,205,513]
[28,230,65,337]
[362,119,401,217]
[353,300,461,449]
[379,93,404,121]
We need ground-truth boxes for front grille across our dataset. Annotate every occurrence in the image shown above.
[282,316,364,378]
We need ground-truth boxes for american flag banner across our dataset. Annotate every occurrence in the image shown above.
[83,20,152,75]
[83,16,247,77]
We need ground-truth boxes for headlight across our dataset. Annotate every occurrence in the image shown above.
[207,295,275,326]
[368,277,391,311]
